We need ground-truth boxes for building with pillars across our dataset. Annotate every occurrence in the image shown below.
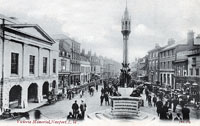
[0,17,58,113]
[159,31,197,89]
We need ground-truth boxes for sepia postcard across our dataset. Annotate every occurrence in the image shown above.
[0,0,199,126]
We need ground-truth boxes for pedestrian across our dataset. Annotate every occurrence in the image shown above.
[67,112,74,120]
[159,106,167,120]
[156,99,163,117]
[173,97,179,112]
[159,103,168,120]
[100,94,104,106]
[145,88,149,101]
[96,84,98,91]
[181,105,190,121]
[148,94,152,107]
[174,113,182,121]
[72,100,79,119]
[101,88,105,95]
[80,100,87,119]
[105,92,109,105]
[153,95,157,107]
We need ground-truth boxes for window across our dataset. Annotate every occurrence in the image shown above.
[53,59,56,73]
[168,61,170,69]
[192,57,196,66]
[43,57,47,73]
[172,49,174,55]
[190,68,193,76]
[29,55,35,74]
[196,68,199,76]
[61,60,66,71]
[11,53,19,74]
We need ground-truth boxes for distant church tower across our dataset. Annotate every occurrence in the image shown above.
[120,0,131,87]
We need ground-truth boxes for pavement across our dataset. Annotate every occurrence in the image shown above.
[5,85,200,121]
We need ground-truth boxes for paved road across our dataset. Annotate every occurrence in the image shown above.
[26,86,199,121]
[28,86,109,120]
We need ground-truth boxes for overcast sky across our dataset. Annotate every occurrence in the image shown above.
[1,0,200,63]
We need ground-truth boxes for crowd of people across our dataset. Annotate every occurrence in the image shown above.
[143,85,191,121]
[99,80,121,106]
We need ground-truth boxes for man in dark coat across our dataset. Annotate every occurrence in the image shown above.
[156,100,163,116]
[181,105,190,120]
[100,94,104,106]
[153,95,157,107]
[72,100,79,119]
[159,103,168,120]
[80,100,87,119]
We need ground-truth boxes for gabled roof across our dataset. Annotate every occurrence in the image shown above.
[5,24,55,44]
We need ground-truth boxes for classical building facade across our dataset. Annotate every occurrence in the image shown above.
[0,19,58,112]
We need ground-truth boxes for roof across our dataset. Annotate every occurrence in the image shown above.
[174,59,187,63]
[160,39,187,52]
[5,24,55,44]
[148,46,162,53]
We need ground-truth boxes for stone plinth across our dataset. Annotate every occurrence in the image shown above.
[110,96,140,118]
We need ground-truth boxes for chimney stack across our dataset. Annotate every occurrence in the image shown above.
[155,43,160,48]
[187,30,194,46]
[88,51,91,56]
[168,38,175,46]
[82,49,85,55]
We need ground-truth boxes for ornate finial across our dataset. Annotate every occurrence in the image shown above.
[126,0,127,9]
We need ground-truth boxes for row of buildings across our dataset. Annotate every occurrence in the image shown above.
[134,30,200,91]
[0,15,120,113]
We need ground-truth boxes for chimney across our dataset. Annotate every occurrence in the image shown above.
[82,49,85,55]
[88,51,91,56]
[168,38,175,46]
[155,43,160,48]
[187,30,194,46]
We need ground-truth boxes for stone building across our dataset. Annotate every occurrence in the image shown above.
[0,18,58,112]
[148,44,163,84]
[80,49,91,84]
[89,52,101,80]
[70,39,81,86]
[136,56,148,81]
[159,31,196,89]
[53,34,71,94]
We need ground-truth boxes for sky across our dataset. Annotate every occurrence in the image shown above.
[0,0,200,63]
